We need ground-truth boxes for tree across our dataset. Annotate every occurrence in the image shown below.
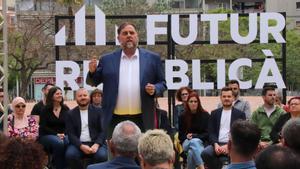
[8,15,54,98]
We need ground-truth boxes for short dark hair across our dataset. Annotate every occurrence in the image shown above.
[230,120,260,157]
[262,86,275,96]
[282,118,300,155]
[117,22,137,35]
[227,80,239,87]
[220,87,233,95]
[255,145,299,169]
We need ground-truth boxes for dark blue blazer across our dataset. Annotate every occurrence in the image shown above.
[208,107,246,145]
[87,156,140,169]
[66,105,105,147]
[86,48,167,131]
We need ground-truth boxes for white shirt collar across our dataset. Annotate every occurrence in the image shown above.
[121,48,139,60]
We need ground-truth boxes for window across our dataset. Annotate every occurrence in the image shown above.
[296,21,300,28]
[297,2,300,9]
[171,0,184,8]
[171,0,201,9]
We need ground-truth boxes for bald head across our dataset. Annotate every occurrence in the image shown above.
[76,88,90,108]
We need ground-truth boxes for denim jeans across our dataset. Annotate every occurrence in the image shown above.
[183,138,205,169]
[65,143,107,169]
[39,135,69,169]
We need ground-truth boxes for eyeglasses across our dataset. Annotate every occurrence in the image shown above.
[15,105,26,108]
[188,100,198,104]
[181,93,189,96]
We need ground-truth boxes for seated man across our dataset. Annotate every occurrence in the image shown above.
[138,129,175,169]
[251,87,285,148]
[87,120,141,169]
[65,88,107,169]
[201,87,246,169]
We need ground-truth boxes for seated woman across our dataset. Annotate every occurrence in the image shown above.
[39,86,70,169]
[174,86,193,130]
[179,92,210,169]
[7,97,38,140]
[270,97,300,144]
[90,88,103,108]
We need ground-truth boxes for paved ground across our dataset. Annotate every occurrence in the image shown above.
[24,96,293,115]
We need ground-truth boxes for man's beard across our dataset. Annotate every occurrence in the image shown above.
[77,100,89,107]
[125,42,134,48]
[122,41,138,49]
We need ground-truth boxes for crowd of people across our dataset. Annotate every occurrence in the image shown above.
[0,21,300,169]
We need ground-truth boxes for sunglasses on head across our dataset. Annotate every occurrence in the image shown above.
[15,104,26,108]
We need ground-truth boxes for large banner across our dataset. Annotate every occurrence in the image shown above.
[55,5,286,91]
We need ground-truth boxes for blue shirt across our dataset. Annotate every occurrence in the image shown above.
[227,160,256,169]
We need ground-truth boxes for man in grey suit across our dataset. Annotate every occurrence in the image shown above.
[87,120,142,169]
[86,22,167,137]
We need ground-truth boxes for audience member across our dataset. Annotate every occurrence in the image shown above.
[66,88,107,169]
[39,86,70,169]
[218,80,251,119]
[90,88,103,108]
[270,97,300,144]
[202,87,246,169]
[6,97,38,140]
[251,87,285,148]
[227,120,261,169]
[31,83,54,124]
[0,137,47,169]
[255,145,299,169]
[178,92,209,169]
[281,118,300,156]
[87,120,141,169]
[155,98,174,137]
[138,129,175,169]
[174,86,193,130]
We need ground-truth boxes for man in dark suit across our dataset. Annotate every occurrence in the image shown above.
[87,120,141,169]
[86,22,167,137]
[201,87,246,169]
[65,88,107,169]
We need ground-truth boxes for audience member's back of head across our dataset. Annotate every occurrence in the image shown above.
[111,120,142,157]
[138,129,174,168]
[230,120,261,157]
[255,145,299,169]
[282,118,300,155]
[0,137,47,169]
